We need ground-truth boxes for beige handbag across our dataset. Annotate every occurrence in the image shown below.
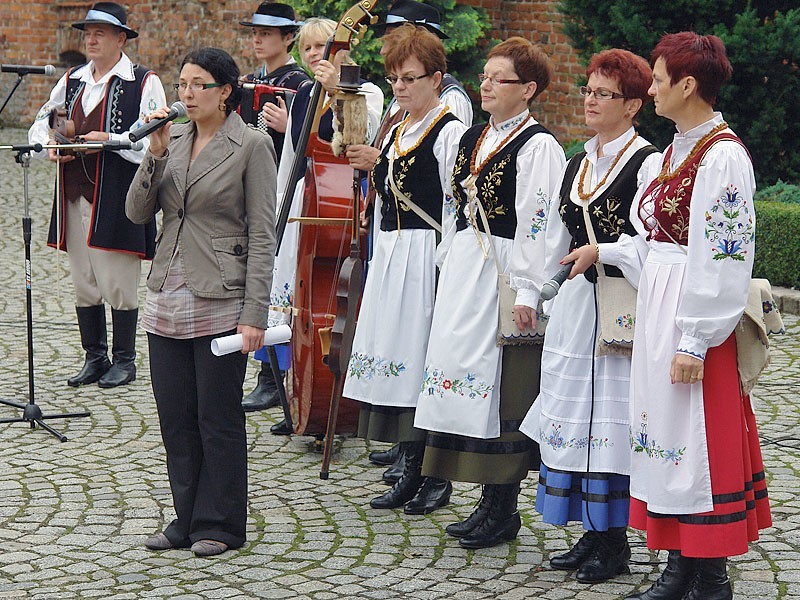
[473,197,547,346]
[581,204,637,356]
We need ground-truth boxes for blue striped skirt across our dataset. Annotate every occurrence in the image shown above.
[535,463,630,531]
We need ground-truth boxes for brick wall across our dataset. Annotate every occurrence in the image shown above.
[0,0,588,141]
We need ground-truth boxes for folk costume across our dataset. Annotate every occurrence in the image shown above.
[343,104,466,513]
[414,110,565,547]
[519,127,660,581]
[629,113,771,562]
[29,26,166,389]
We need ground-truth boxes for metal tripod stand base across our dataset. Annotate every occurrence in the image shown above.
[0,398,91,442]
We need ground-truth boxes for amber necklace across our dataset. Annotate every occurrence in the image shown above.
[657,121,728,183]
[577,132,638,201]
[393,106,450,158]
[469,114,531,176]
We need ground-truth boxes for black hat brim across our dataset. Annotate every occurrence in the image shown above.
[72,21,138,39]
[373,21,448,39]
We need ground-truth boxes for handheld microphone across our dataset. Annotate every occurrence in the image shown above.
[540,262,575,301]
[128,101,187,143]
[1,64,56,76]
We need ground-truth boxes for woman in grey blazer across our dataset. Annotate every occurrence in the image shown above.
[126,47,276,557]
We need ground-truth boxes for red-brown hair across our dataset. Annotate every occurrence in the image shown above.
[650,32,732,106]
[383,23,447,89]
[587,48,652,116]
[488,37,552,101]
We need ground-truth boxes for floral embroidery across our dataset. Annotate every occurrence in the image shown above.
[616,313,634,329]
[270,282,293,308]
[480,155,511,220]
[704,184,754,261]
[541,424,612,450]
[348,352,406,380]
[444,193,457,217]
[420,367,493,399]
[762,300,773,314]
[527,188,550,240]
[592,197,626,237]
[630,416,685,466]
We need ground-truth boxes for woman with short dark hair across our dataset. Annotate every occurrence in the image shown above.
[625,32,771,600]
[127,47,276,557]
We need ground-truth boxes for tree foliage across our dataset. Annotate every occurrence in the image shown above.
[290,0,490,122]
[558,0,800,185]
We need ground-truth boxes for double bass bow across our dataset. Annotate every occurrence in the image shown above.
[275,1,379,442]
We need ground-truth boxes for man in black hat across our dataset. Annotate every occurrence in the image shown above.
[239,2,311,414]
[240,2,310,159]
[28,1,166,389]
[344,1,472,470]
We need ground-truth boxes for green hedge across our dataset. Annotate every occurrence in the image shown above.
[754,180,800,204]
[754,200,800,288]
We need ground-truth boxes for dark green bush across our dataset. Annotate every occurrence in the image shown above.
[754,180,800,204]
[754,201,800,288]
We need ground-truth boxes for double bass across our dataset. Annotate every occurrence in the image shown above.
[275,1,379,441]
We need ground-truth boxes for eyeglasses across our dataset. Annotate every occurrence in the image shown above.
[478,74,524,86]
[579,85,627,100]
[384,73,431,86]
[173,82,224,93]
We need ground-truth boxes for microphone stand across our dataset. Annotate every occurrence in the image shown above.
[0,74,26,117]
[0,141,135,441]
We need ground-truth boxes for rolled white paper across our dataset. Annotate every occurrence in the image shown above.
[210,324,292,356]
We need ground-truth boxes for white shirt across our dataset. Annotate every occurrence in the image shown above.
[28,52,167,164]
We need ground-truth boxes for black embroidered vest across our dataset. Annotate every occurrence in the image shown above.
[373,112,458,231]
[453,122,551,240]
[559,145,657,282]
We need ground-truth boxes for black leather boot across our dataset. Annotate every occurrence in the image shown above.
[682,558,732,600]
[370,443,401,466]
[459,483,522,549]
[98,308,137,388]
[550,530,598,570]
[382,450,405,484]
[576,527,631,583]
[404,478,452,515]
[370,441,424,509]
[68,305,111,387]
[446,485,496,538]
[242,362,283,412]
[270,418,293,435]
[626,550,696,599]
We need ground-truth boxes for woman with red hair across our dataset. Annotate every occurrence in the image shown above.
[519,48,660,583]
[626,32,771,600]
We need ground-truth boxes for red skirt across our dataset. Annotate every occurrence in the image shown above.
[629,335,771,558]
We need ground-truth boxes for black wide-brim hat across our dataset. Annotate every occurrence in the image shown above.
[374,0,449,39]
[72,2,138,39]
[240,2,302,29]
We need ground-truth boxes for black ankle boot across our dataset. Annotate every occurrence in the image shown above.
[68,305,111,387]
[576,527,631,583]
[446,485,496,538]
[370,442,424,509]
[370,443,401,466]
[404,478,452,515]
[242,362,283,412]
[98,308,137,388]
[550,530,598,571]
[382,451,405,484]
[626,550,696,599]
[270,418,292,435]
[682,558,732,600]
[459,483,522,549]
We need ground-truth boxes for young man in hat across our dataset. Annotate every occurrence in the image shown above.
[28,1,166,389]
[241,2,310,160]
[239,2,311,413]
[344,0,472,471]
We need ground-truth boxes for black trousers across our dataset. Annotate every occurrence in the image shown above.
[148,331,248,549]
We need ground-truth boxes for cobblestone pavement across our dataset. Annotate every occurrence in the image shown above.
[0,128,798,599]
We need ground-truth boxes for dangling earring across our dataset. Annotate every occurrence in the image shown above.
[219,101,226,112]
